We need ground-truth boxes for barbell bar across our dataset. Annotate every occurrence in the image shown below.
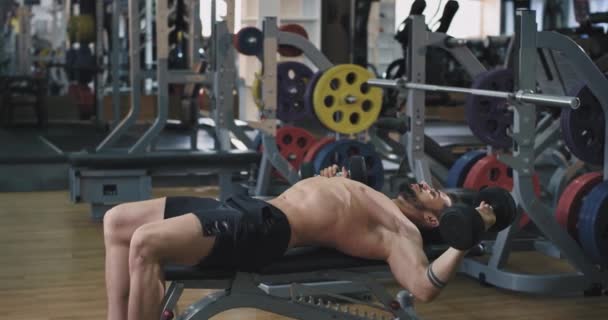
[366,78,580,109]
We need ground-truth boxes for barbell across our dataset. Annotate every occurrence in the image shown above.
[366,78,580,110]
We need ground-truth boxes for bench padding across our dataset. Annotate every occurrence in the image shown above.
[164,247,384,281]
[164,245,448,281]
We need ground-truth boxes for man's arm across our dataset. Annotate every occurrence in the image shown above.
[387,238,467,303]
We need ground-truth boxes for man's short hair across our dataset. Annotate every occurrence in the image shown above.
[398,183,426,211]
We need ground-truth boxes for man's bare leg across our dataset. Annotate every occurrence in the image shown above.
[127,213,214,320]
[103,198,167,320]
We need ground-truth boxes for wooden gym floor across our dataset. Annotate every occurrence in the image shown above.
[1,188,606,320]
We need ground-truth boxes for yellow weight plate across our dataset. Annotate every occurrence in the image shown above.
[67,15,95,44]
[36,47,52,69]
[312,64,382,134]
[251,72,263,109]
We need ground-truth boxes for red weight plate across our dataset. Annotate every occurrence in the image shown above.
[276,126,316,170]
[555,171,603,241]
[463,155,541,228]
[278,24,309,57]
[232,33,240,53]
[303,136,336,163]
[257,127,317,180]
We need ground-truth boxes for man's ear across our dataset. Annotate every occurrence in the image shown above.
[424,212,440,227]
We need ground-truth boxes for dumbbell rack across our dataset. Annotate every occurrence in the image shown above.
[457,10,608,295]
[252,16,335,196]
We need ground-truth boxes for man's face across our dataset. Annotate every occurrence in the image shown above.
[399,181,452,228]
[409,182,452,214]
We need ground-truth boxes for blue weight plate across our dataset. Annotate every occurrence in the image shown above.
[560,77,605,166]
[446,150,486,188]
[313,140,384,190]
[578,180,608,266]
[277,62,314,122]
[464,69,513,149]
[304,70,324,125]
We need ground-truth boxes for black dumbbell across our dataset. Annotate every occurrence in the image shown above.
[439,187,516,250]
[300,156,368,185]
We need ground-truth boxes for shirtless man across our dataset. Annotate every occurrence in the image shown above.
[103,165,496,320]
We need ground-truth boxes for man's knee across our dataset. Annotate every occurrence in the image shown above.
[103,204,130,243]
[129,225,162,272]
[103,199,163,245]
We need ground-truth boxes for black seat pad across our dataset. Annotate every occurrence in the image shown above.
[164,247,384,281]
[164,245,448,281]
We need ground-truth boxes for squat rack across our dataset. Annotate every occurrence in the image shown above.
[69,0,260,218]
[253,16,333,196]
[464,9,608,295]
[371,10,608,295]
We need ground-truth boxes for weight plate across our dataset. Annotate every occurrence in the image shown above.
[313,140,384,190]
[465,68,514,149]
[384,58,405,79]
[556,172,602,241]
[446,150,486,188]
[68,84,95,119]
[256,127,316,180]
[277,62,315,122]
[304,71,324,124]
[303,136,336,163]
[67,15,95,43]
[578,180,608,266]
[560,76,606,166]
[313,64,383,134]
[277,126,316,170]
[234,26,263,56]
[73,46,96,85]
[278,24,309,57]
[382,58,405,115]
[463,154,542,227]
[251,72,263,109]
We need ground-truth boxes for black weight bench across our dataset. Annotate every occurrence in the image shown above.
[160,246,445,320]
[68,150,261,220]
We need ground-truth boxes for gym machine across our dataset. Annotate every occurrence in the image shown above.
[157,9,608,320]
[370,10,608,295]
[377,10,489,187]
[460,10,608,296]
[68,0,259,220]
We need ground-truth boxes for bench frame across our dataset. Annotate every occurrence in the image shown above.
[162,266,419,320]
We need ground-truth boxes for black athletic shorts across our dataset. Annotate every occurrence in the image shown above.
[164,195,291,272]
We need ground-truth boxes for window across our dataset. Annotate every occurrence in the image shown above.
[395,0,501,38]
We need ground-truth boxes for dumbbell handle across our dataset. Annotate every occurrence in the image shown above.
[366,79,580,109]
